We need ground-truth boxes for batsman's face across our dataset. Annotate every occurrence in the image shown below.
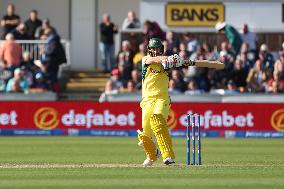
[149,47,161,57]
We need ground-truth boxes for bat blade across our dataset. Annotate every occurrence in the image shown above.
[182,59,225,69]
[194,60,225,69]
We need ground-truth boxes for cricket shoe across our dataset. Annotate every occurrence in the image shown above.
[138,141,143,147]
[142,158,154,166]
[142,149,161,167]
[163,157,175,165]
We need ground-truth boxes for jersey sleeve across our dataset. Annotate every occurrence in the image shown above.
[142,56,148,65]
[141,56,149,80]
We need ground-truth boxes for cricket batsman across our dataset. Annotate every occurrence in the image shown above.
[137,38,184,166]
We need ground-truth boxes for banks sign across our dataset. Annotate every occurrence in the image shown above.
[165,3,225,27]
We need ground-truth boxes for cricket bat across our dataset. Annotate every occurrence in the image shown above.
[182,59,225,69]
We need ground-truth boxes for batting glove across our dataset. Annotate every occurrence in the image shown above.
[162,54,182,69]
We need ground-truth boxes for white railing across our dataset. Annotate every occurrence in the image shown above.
[0,39,71,78]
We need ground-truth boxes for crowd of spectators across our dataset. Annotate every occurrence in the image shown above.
[0,4,66,93]
[104,12,284,95]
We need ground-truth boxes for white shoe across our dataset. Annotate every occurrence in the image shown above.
[143,158,154,166]
[142,149,161,167]
[163,157,175,165]
[138,141,143,147]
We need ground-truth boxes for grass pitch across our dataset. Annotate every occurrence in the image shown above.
[0,137,284,189]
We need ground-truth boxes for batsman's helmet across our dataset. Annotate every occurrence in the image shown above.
[147,38,164,56]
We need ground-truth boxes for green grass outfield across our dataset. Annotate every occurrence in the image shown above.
[0,137,284,189]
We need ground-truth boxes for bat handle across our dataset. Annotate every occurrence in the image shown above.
[182,59,195,67]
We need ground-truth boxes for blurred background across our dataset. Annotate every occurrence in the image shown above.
[0,0,283,138]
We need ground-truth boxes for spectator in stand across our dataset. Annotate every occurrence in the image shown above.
[179,50,189,61]
[32,72,49,91]
[278,51,284,65]
[133,43,146,71]
[246,59,267,92]
[34,18,56,39]
[143,20,166,44]
[208,50,231,90]
[211,42,233,88]
[122,80,137,93]
[170,69,186,92]
[238,43,255,70]
[225,80,240,94]
[219,50,234,71]
[122,11,140,29]
[0,4,20,39]
[117,40,134,78]
[117,40,134,65]
[6,68,29,92]
[220,41,235,62]
[269,81,282,93]
[117,52,132,83]
[0,33,22,70]
[100,14,118,73]
[201,42,213,60]
[168,79,181,94]
[184,32,199,56]
[166,31,179,54]
[274,58,284,80]
[20,53,35,86]
[190,45,207,61]
[258,44,274,72]
[240,24,257,53]
[0,65,13,86]
[20,52,36,72]
[105,69,123,94]
[11,23,29,40]
[218,42,235,75]
[229,58,248,90]
[162,40,172,56]
[239,42,249,54]
[195,53,210,91]
[215,22,243,54]
[25,10,42,39]
[38,30,66,91]
[279,42,284,58]
[131,69,142,90]
[181,50,196,82]
[20,66,34,87]
[179,42,190,58]
[8,79,21,92]
[266,71,284,93]
[184,79,203,95]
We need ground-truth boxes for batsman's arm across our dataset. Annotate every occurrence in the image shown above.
[143,54,224,70]
[143,56,169,65]
[143,54,182,69]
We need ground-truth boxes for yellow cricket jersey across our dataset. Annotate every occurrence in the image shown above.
[141,55,169,99]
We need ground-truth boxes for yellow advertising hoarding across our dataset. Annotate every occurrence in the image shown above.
[166,3,225,27]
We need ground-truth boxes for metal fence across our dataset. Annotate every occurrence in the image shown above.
[0,39,71,77]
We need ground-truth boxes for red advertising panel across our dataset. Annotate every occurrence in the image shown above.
[0,101,283,134]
